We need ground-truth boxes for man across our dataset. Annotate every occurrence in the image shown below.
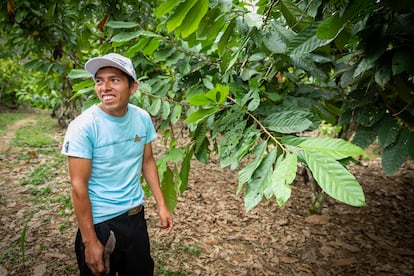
[62,53,173,275]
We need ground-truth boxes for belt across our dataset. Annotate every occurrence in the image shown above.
[126,205,143,216]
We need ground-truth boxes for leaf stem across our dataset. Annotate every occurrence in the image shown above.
[227,96,286,152]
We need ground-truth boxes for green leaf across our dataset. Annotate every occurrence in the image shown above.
[352,127,377,148]
[194,137,210,164]
[317,0,371,40]
[149,98,162,116]
[238,140,267,192]
[392,49,414,75]
[219,120,246,168]
[264,33,286,54]
[124,38,150,57]
[187,93,215,106]
[354,105,385,127]
[289,24,334,55]
[408,132,414,160]
[280,0,314,32]
[177,0,209,38]
[377,116,399,148]
[228,127,261,170]
[184,107,220,124]
[316,14,342,40]
[375,63,392,88]
[161,101,171,120]
[245,148,277,212]
[72,79,94,91]
[264,110,313,134]
[166,0,198,33]
[111,31,141,43]
[206,84,229,104]
[294,137,365,160]
[192,121,208,153]
[218,18,235,56]
[155,0,181,18]
[161,167,178,211]
[382,129,409,175]
[179,146,194,193]
[142,38,161,56]
[68,69,90,79]
[300,150,366,207]
[221,125,260,170]
[353,49,385,78]
[265,153,298,206]
[106,21,139,29]
[170,104,182,124]
[247,89,260,111]
[73,86,94,96]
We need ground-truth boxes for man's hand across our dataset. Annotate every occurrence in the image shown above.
[84,239,105,275]
[158,207,173,234]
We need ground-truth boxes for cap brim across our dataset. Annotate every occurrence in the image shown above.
[85,57,134,80]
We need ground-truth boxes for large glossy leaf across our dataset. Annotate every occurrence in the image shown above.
[377,115,399,148]
[68,69,90,79]
[354,105,386,127]
[184,107,220,124]
[161,167,178,211]
[352,127,377,148]
[106,21,138,29]
[155,0,181,18]
[317,0,371,39]
[408,132,414,160]
[245,148,277,212]
[170,104,182,124]
[300,150,366,207]
[279,0,314,32]
[149,98,162,116]
[166,0,198,33]
[177,0,209,38]
[263,23,292,54]
[265,153,298,207]
[288,24,334,56]
[219,120,246,168]
[264,110,314,134]
[292,136,365,160]
[188,94,215,106]
[218,19,236,56]
[316,14,343,40]
[238,140,267,191]
[192,121,208,152]
[222,126,260,170]
[179,146,194,193]
[382,129,409,175]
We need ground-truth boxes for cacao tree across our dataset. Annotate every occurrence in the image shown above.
[67,0,381,212]
[2,0,413,213]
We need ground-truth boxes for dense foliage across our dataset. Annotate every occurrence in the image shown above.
[1,0,413,212]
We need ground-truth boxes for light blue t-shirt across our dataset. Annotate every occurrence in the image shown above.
[61,104,156,224]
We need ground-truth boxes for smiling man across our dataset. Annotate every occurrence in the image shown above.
[62,53,173,275]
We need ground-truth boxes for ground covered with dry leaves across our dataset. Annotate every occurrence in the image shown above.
[0,110,413,275]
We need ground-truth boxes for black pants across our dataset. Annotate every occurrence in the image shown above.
[75,206,154,276]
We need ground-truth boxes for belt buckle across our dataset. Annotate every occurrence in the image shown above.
[127,205,142,216]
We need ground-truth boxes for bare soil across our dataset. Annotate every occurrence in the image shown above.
[0,113,413,275]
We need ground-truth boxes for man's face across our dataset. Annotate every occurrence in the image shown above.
[94,67,137,117]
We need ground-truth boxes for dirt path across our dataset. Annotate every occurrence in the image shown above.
[0,114,35,153]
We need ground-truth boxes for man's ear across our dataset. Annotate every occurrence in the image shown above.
[130,81,138,95]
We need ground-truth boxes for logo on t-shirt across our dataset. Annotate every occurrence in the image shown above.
[134,135,140,142]
[64,141,69,153]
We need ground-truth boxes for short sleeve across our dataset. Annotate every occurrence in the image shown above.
[61,121,93,159]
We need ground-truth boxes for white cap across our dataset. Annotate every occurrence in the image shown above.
[85,53,137,81]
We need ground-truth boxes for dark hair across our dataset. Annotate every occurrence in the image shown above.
[95,66,136,88]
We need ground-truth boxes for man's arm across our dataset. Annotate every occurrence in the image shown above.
[68,156,105,274]
[142,143,174,234]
